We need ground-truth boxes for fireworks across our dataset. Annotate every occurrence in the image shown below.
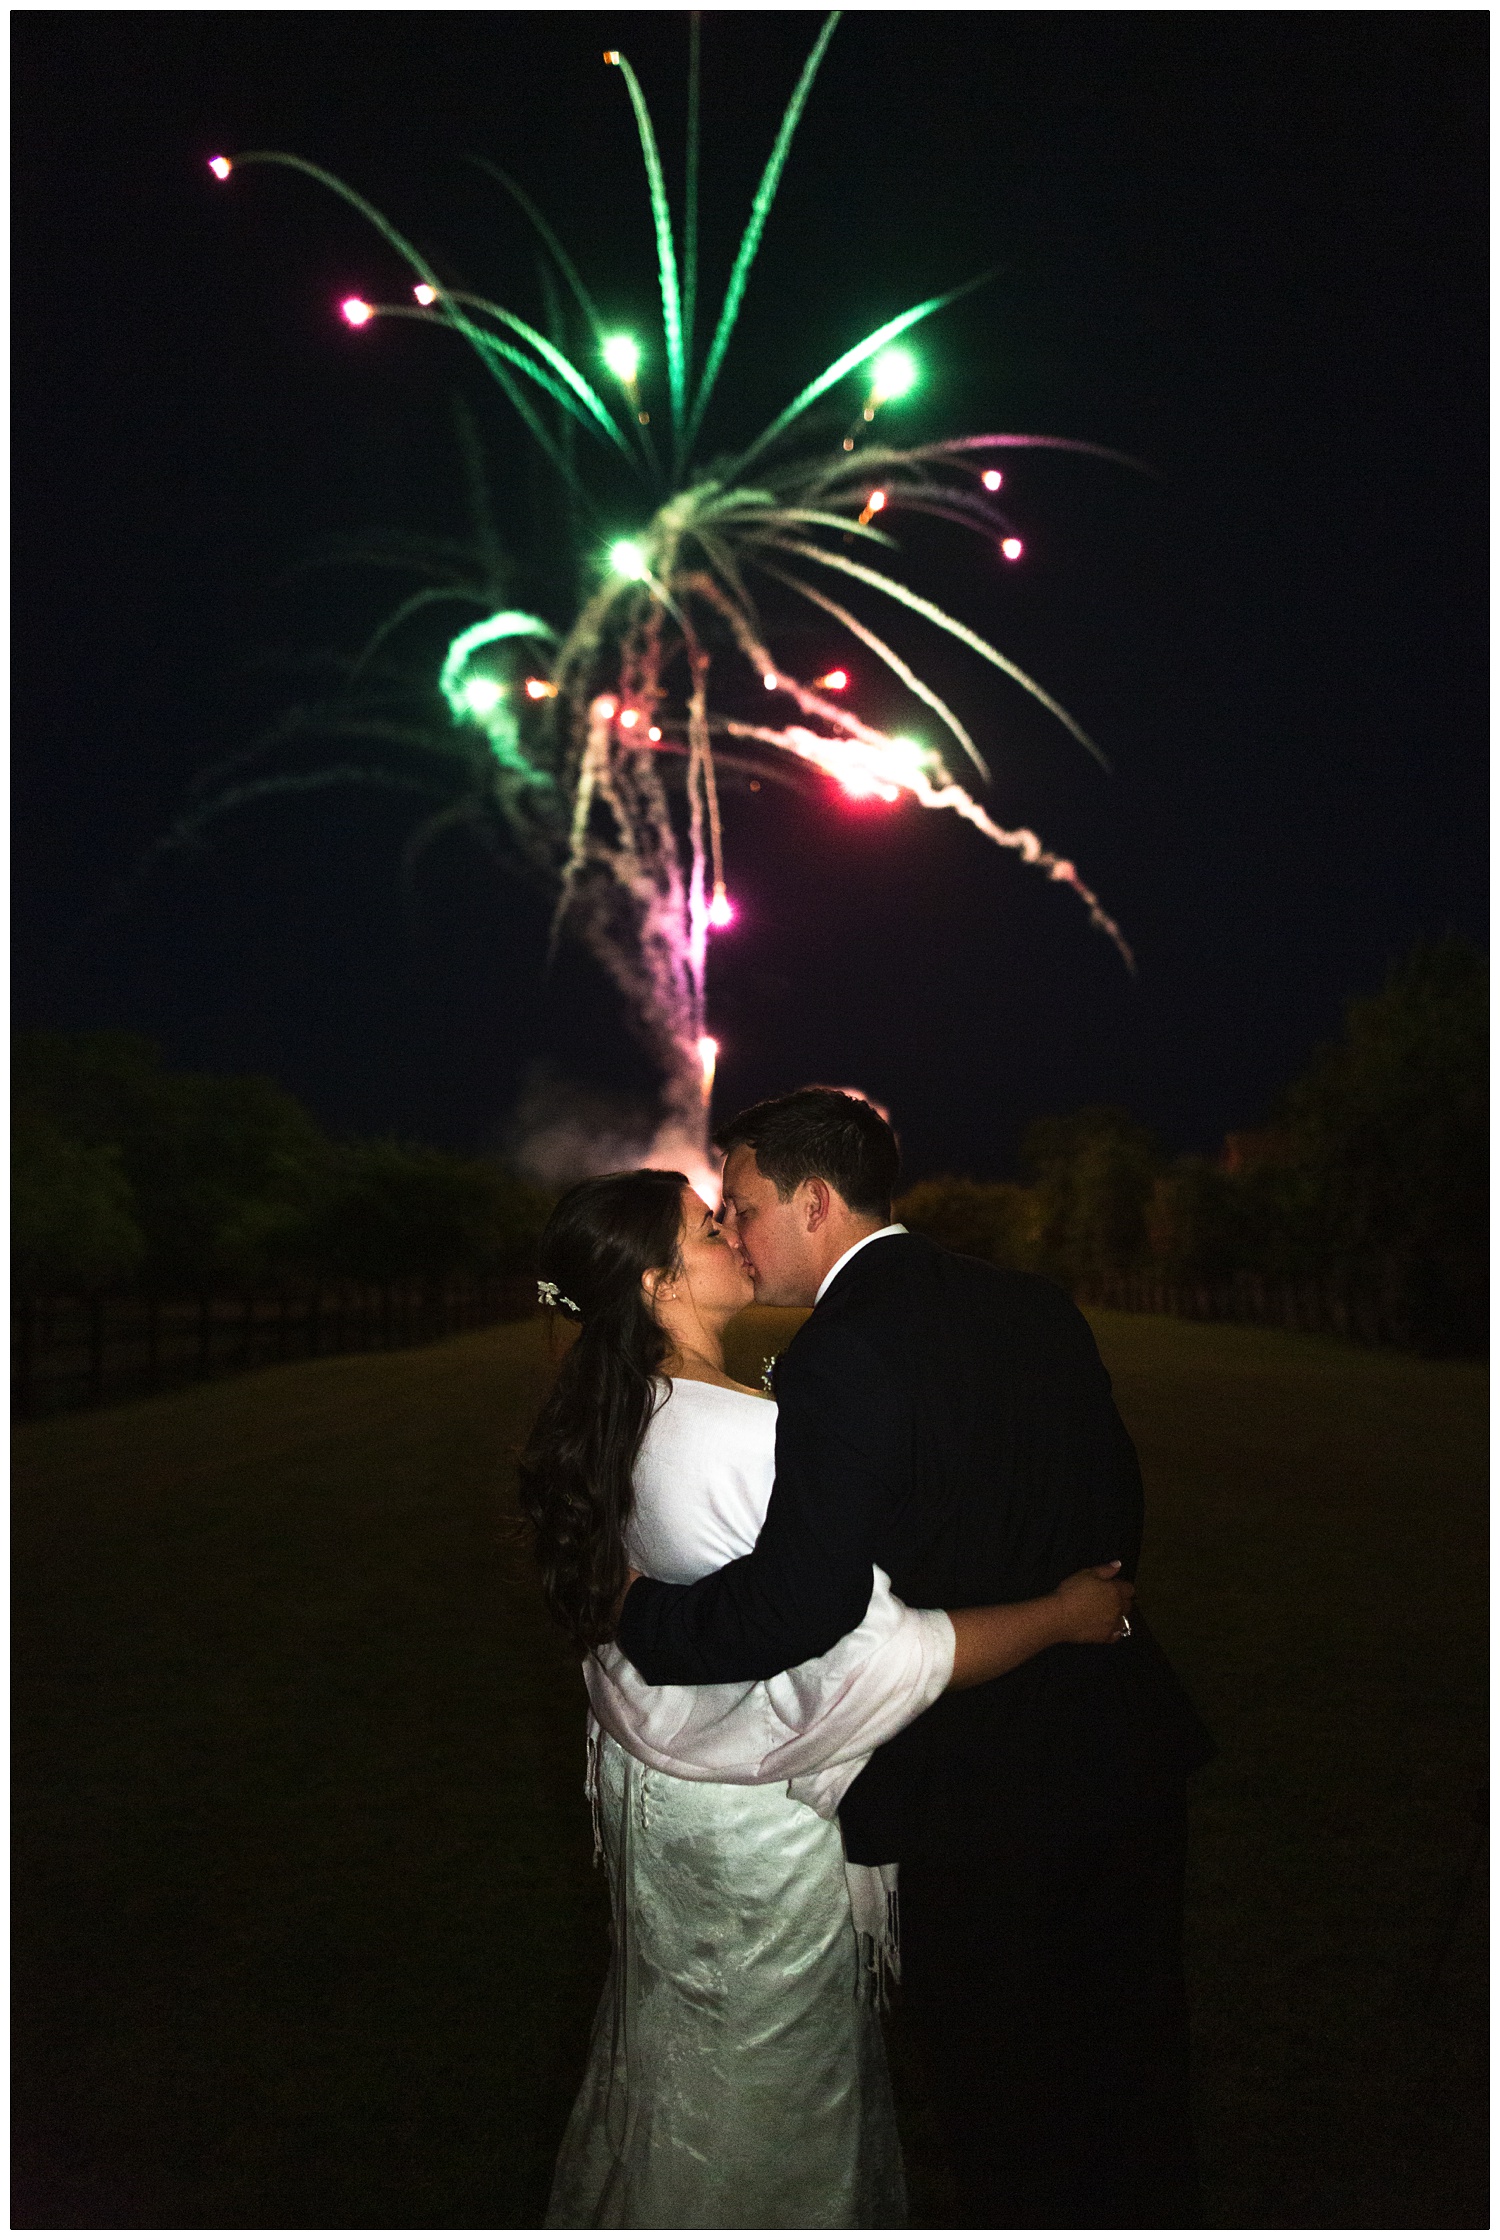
[201,17,1141,1170]
[608,541,649,582]
[869,350,916,403]
[602,335,642,384]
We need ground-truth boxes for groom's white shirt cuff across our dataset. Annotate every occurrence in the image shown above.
[814,1223,908,1305]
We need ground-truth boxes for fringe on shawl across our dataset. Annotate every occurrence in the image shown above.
[846,1860,901,2010]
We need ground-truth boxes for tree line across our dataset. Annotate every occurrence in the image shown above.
[13,1033,552,1297]
[894,939,1486,1356]
[13,937,1485,1354]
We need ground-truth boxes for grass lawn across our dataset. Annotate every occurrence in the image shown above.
[13,1308,1486,2228]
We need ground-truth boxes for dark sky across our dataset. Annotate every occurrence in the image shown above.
[13,11,1487,1182]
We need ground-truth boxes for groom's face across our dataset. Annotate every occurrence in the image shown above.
[718,1147,824,1308]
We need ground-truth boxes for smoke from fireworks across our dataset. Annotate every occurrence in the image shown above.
[201,17,1139,1178]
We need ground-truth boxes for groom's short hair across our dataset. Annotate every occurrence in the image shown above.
[718,1088,899,1219]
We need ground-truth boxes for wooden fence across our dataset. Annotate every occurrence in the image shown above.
[13,1269,1443,1419]
[12,1281,531,1420]
[1083,1270,1398,1347]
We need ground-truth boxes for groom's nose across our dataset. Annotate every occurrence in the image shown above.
[716,1205,753,1268]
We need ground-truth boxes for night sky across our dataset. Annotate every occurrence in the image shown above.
[13,11,1486,1183]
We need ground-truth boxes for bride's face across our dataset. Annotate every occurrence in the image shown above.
[656,1187,755,1322]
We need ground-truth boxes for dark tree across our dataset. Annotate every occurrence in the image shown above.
[1021,1107,1163,1289]
[1269,937,1487,1350]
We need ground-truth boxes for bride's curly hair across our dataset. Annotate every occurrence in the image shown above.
[517,1168,687,1651]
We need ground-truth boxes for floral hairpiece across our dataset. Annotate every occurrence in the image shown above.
[537,1279,580,1315]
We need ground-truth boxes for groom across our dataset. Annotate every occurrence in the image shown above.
[618,1086,1212,2229]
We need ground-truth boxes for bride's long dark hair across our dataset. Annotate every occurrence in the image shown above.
[517,1169,687,1651]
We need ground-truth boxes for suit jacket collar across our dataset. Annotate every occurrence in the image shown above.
[813,1223,909,1306]
[813,1226,919,1311]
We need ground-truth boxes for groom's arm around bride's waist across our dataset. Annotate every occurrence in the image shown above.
[618,1318,904,1686]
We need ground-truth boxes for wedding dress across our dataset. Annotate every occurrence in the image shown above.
[545,1378,954,2230]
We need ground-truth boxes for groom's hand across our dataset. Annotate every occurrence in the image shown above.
[610,1566,645,1636]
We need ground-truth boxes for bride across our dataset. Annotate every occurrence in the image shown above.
[519,1169,1134,2230]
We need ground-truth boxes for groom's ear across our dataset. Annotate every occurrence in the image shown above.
[801,1177,834,1233]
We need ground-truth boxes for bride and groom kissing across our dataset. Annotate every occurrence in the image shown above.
[520,1086,1212,2229]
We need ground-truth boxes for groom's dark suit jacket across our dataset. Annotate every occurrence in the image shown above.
[618,1231,1211,1867]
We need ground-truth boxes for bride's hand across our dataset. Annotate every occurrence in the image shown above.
[945,1565,1135,1689]
[1050,1561,1135,1644]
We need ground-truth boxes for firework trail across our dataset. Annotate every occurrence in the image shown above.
[201,16,1140,1177]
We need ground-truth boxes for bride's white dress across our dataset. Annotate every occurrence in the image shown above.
[545,1379,955,2230]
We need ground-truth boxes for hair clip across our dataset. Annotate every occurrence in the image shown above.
[537,1279,580,1314]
